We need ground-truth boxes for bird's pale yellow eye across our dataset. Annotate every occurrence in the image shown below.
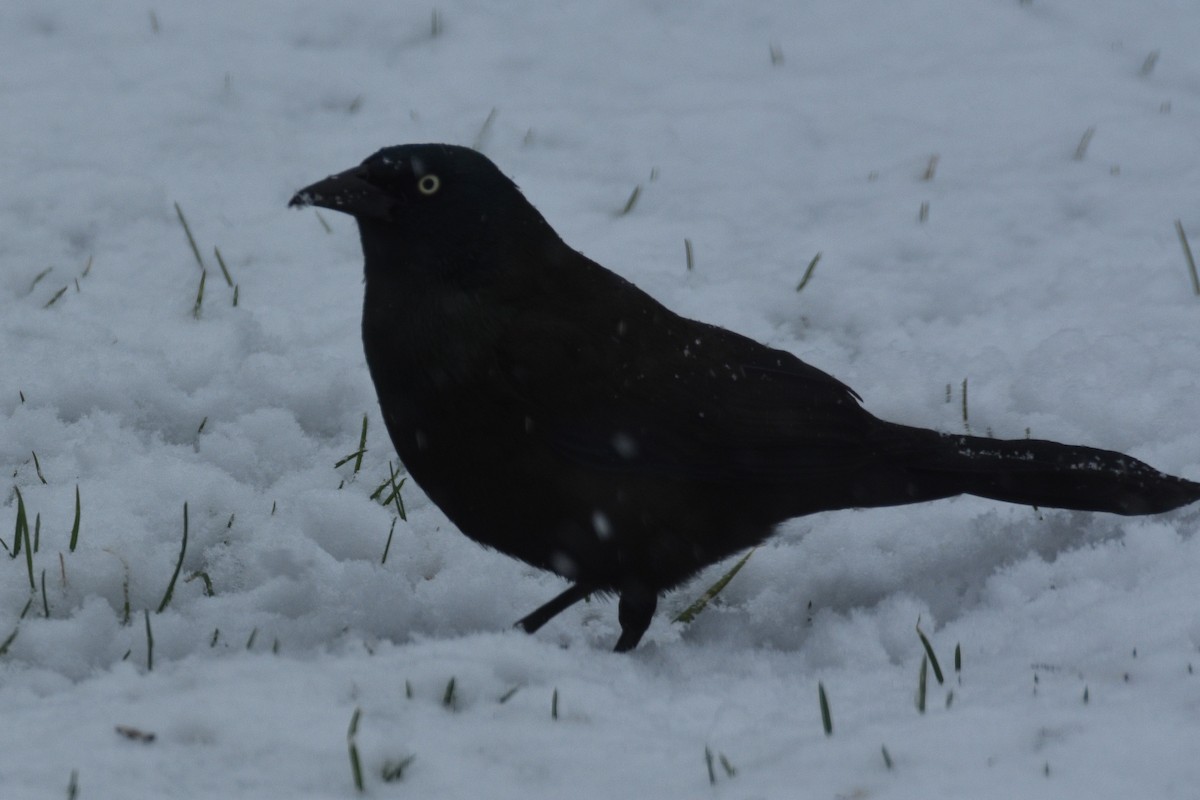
[417,174,440,195]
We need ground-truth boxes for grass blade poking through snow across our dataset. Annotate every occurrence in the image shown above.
[174,202,206,271]
[213,246,234,287]
[674,548,755,624]
[619,185,641,216]
[1175,219,1199,295]
[157,503,188,613]
[0,618,20,656]
[186,571,214,596]
[922,154,940,181]
[31,451,47,484]
[0,599,34,656]
[372,462,408,521]
[29,266,52,292]
[192,270,207,319]
[1139,50,1160,77]
[69,485,81,551]
[1073,126,1096,160]
[818,682,833,736]
[10,485,27,558]
[915,620,945,684]
[334,414,369,474]
[353,414,368,473]
[144,610,154,671]
[702,747,737,784]
[14,487,35,590]
[347,708,364,792]
[472,107,497,152]
[795,252,820,293]
[381,755,416,783]
[43,286,68,308]
[381,518,396,565]
[916,656,928,714]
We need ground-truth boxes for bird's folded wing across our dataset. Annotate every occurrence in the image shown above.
[493,307,891,484]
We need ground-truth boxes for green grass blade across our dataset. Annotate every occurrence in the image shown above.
[353,414,368,474]
[795,252,821,293]
[472,107,498,152]
[0,621,19,656]
[192,270,207,319]
[381,518,396,565]
[1176,219,1199,295]
[674,548,755,624]
[17,488,34,589]
[818,682,833,735]
[156,503,188,613]
[213,246,234,287]
[381,755,415,782]
[174,202,206,271]
[916,656,927,714]
[31,451,47,484]
[915,621,945,684]
[347,708,364,792]
[144,609,154,671]
[69,485,81,551]
[43,286,68,308]
[619,184,641,216]
[12,486,29,559]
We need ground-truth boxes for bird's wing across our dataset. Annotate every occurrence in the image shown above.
[491,265,882,484]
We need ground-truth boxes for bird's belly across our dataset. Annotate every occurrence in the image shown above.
[373,386,629,583]
[371,380,776,593]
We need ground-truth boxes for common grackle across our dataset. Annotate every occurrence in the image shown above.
[291,143,1200,652]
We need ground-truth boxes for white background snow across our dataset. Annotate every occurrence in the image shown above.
[2,1,1199,797]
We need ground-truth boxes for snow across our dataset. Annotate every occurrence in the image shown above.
[2,0,1199,797]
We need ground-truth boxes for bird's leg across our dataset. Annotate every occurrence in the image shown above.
[514,583,593,634]
[613,583,658,653]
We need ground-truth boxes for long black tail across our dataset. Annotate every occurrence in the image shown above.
[904,427,1200,515]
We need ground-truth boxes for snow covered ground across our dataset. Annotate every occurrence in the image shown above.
[2,0,1199,797]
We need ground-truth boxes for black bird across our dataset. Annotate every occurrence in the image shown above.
[290,143,1200,652]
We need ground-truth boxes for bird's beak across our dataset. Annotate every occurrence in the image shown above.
[288,165,399,222]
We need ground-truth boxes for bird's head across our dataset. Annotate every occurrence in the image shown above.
[290,143,556,281]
